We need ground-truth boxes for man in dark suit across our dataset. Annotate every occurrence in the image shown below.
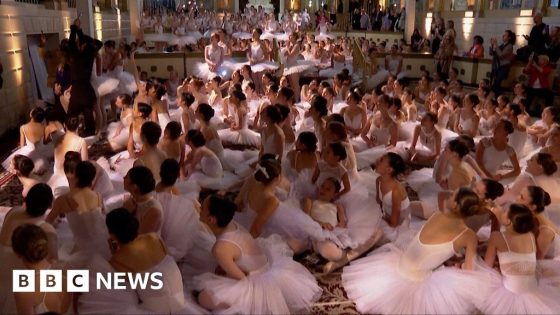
[67,18,102,137]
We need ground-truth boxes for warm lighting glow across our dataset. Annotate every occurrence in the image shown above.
[427,12,433,18]
[95,13,103,41]
[465,11,473,17]
[424,17,433,37]
[520,9,533,16]
[462,17,474,40]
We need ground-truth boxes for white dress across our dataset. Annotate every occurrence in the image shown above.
[217,107,261,147]
[342,219,481,314]
[107,64,137,95]
[356,122,392,170]
[47,136,87,198]
[194,45,233,80]
[90,60,119,97]
[107,110,134,151]
[475,233,560,314]
[192,223,322,314]
[315,23,333,41]
[188,150,241,190]
[318,59,347,79]
[79,254,207,314]
[480,137,515,176]
[1,127,50,174]
[156,192,201,261]
[377,184,411,243]
[249,42,279,72]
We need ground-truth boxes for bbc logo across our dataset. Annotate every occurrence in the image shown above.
[13,270,89,293]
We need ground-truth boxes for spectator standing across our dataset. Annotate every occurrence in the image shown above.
[360,9,370,30]
[489,30,516,96]
[352,8,361,30]
[518,12,550,61]
[435,35,457,79]
[430,18,445,54]
[465,35,484,58]
[524,53,554,116]
[371,5,383,31]
[411,28,424,52]
[396,7,406,32]
[547,26,560,63]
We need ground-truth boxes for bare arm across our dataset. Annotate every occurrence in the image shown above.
[336,203,348,228]
[250,197,278,238]
[335,173,351,200]
[387,188,403,227]
[475,141,492,178]
[311,165,320,184]
[536,228,555,260]
[19,126,25,147]
[138,207,162,234]
[213,242,246,280]
[484,232,499,267]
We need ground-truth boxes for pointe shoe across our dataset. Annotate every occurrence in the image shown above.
[346,229,383,262]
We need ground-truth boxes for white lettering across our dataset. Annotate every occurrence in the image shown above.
[127,273,150,290]
[96,273,112,290]
[113,273,127,289]
[150,272,163,290]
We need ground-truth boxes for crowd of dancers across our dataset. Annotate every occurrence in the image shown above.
[0,9,560,315]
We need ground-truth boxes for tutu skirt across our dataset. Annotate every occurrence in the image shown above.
[284,60,317,76]
[342,243,481,314]
[116,71,137,95]
[250,61,279,73]
[232,32,252,40]
[170,35,197,46]
[193,62,233,81]
[91,75,119,97]
[218,127,261,147]
[192,234,321,314]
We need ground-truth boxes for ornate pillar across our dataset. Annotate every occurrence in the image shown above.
[128,0,141,40]
[76,0,95,37]
[405,0,415,41]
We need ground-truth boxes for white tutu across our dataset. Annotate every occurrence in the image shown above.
[116,71,137,95]
[189,169,242,191]
[156,192,201,261]
[79,255,208,315]
[193,62,233,81]
[187,31,203,40]
[143,32,174,43]
[106,122,130,151]
[232,32,252,40]
[192,234,322,314]
[179,228,217,285]
[273,33,290,41]
[218,127,261,147]
[260,32,276,41]
[342,243,480,314]
[474,259,560,314]
[170,35,197,46]
[250,61,279,73]
[91,75,119,97]
[283,60,316,76]
[315,33,334,42]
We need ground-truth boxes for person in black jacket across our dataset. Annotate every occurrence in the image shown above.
[67,18,102,137]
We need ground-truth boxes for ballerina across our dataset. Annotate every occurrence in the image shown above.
[340,91,367,139]
[2,108,49,175]
[193,194,322,314]
[479,98,501,136]
[311,142,351,200]
[284,131,319,180]
[406,112,442,166]
[10,224,72,314]
[218,90,261,147]
[158,121,185,168]
[194,33,228,81]
[315,15,333,42]
[342,187,483,314]
[454,93,480,137]
[283,32,314,100]
[478,203,560,314]
[504,103,528,160]
[475,119,521,181]
[247,28,278,92]
[9,155,41,198]
[46,161,109,259]
[78,208,205,314]
[107,94,134,152]
[123,166,163,234]
[184,130,227,187]
[259,105,286,158]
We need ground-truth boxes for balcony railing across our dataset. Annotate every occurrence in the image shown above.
[15,0,42,4]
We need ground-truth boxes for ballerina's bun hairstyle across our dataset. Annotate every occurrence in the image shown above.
[454,187,481,218]
[508,203,535,234]
[535,153,558,176]
[11,224,48,264]
[127,166,156,195]
[65,115,80,132]
[482,179,505,200]
[164,121,182,140]
[75,161,97,188]
[141,121,162,146]
[13,155,34,177]
[30,107,45,123]
[265,105,283,124]
[448,138,470,158]
[311,95,328,117]
[297,131,318,152]
[196,103,215,122]
[137,102,153,118]
[181,92,196,107]
[159,158,180,187]
[186,129,206,148]
[385,152,407,177]
[327,121,348,141]
[106,208,139,244]
[25,183,53,217]
[254,159,281,185]
[498,119,514,134]
[206,194,237,228]
[329,142,347,161]
[527,185,551,213]
[63,151,81,174]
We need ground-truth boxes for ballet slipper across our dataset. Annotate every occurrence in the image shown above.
[346,229,383,262]
[322,254,348,274]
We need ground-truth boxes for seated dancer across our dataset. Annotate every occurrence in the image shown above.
[342,188,484,314]
[407,112,442,167]
[158,121,185,171]
[218,89,261,147]
[78,209,205,314]
[476,119,521,181]
[194,33,229,80]
[259,105,286,159]
[107,94,134,152]
[284,131,320,180]
[311,142,351,200]
[0,184,57,314]
[123,166,163,234]
[9,155,41,198]
[193,194,322,314]
[133,121,167,182]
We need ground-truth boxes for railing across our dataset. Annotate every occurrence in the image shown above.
[15,0,41,4]
[352,38,369,90]
[67,0,75,8]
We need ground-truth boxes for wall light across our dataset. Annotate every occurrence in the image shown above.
[464,11,473,17]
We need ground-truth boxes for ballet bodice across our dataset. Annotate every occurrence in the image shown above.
[135,197,163,232]
[261,131,277,156]
[54,136,85,172]
[132,128,143,147]
[319,23,328,34]
[479,116,495,136]
[120,111,133,128]
[344,111,362,130]
[217,222,269,274]
[497,232,538,294]
[378,187,410,223]
[458,114,475,133]
[480,138,514,175]
[398,219,468,281]
[200,152,223,177]
[540,225,560,259]
[22,125,45,150]
[508,128,527,156]
[137,255,186,313]
[419,127,437,153]
[206,45,223,65]
[66,205,108,253]
[250,43,265,63]
[316,160,347,187]
[310,200,338,227]
[206,137,224,158]
[369,123,391,146]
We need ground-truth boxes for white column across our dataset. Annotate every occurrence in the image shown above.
[76,0,95,37]
[280,0,285,18]
[235,0,240,13]
[129,0,141,40]
[405,0,415,42]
